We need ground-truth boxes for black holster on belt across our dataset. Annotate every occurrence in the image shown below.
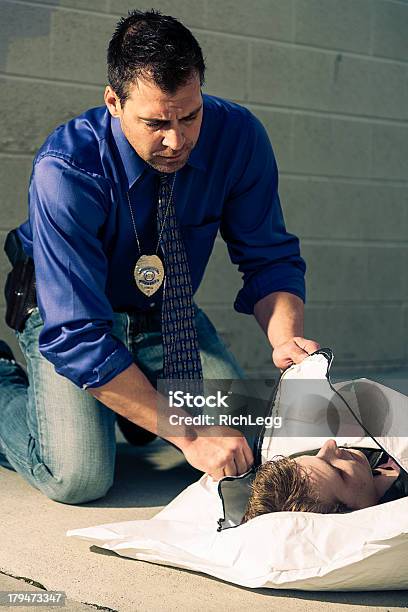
[4,229,37,332]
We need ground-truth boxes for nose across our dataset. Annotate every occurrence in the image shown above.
[162,127,185,152]
[316,438,338,460]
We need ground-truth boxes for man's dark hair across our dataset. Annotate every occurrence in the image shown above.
[107,9,206,105]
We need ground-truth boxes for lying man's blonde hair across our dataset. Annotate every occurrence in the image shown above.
[241,457,351,524]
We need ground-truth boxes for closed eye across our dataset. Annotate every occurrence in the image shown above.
[331,464,344,479]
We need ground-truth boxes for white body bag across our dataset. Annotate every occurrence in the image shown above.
[67,350,408,590]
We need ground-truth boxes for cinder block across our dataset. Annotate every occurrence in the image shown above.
[0,78,104,154]
[0,157,33,230]
[108,0,207,28]
[250,42,293,106]
[252,43,406,121]
[371,124,408,181]
[368,60,408,121]
[251,44,347,112]
[292,114,371,178]
[292,50,378,118]
[246,106,293,172]
[280,177,408,241]
[251,43,364,114]
[303,244,408,302]
[50,11,116,85]
[295,0,371,54]
[372,0,408,61]
[1,1,51,78]
[33,0,109,11]
[200,305,273,373]
[196,31,249,101]
[195,239,242,305]
[305,303,405,365]
[206,0,293,41]
[324,54,372,117]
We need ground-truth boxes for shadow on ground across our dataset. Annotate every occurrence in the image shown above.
[84,439,201,509]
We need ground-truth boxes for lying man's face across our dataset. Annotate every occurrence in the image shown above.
[294,439,394,510]
[241,438,402,523]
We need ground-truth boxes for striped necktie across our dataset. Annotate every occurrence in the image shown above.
[157,172,203,382]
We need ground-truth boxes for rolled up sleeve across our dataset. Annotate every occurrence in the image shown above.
[30,155,133,388]
[220,113,306,315]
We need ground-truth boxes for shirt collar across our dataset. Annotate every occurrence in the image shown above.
[111,116,147,190]
[111,114,207,190]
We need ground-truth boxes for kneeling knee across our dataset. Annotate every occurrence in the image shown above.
[50,477,114,505]
[36,465,114,505]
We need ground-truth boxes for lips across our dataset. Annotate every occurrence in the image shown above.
[157,149,186,160]
[162,154,183,160]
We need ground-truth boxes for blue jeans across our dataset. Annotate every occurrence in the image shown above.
[0,306,244,504]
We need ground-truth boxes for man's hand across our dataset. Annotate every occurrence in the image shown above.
[179,425,254,481]
[253,292,320,370]
[272,336,320,370]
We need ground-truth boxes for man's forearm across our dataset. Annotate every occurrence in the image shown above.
[253,291,304,348]
[87,362,193,451]
[86,361,255,478]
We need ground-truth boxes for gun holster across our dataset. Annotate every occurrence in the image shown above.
[4,229,37,332]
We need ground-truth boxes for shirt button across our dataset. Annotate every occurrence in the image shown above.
[150,302,156,308]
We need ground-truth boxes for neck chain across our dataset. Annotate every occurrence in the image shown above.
[126,171,177,256]
[126,171,177,297]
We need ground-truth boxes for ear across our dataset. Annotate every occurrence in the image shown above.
[104,86,122,117]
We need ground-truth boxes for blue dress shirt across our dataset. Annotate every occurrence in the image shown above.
[17,94,306,389]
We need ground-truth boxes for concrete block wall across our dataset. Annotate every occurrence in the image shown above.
[0,0,407,376]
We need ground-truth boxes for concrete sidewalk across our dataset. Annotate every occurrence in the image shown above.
[0,573,90,611]
[1,371,408,611]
